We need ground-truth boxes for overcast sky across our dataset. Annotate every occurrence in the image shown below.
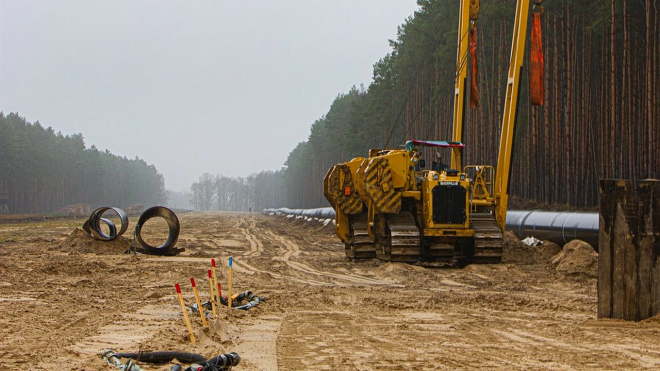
[0,1,419,191]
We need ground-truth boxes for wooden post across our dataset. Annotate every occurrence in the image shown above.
[599,180,660,321]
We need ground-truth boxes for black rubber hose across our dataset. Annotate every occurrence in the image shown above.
[134,206,180,255]
[114,351,206,364]
[234,297,261,310]
[196,352,240,370]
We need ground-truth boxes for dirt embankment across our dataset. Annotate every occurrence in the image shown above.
[0,212,657,371]
[502,231,598,278]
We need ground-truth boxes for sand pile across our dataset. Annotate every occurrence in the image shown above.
[502,231,597,277]
[58,227,132,254]
[502,231,562,265]
[550,239,598,278]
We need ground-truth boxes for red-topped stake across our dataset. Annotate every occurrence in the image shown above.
[190,278,208,327]
[211,259,219,307]
[207,269,217,318]
[174,283,195,344]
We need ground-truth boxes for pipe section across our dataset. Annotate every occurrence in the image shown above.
[83,207,129,241]
[264,207,335,219]
[506,210,599,249]
[134,206,180,255]
[266,207,599,248]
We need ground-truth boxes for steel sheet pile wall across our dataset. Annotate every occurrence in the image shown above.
[598,180,660,321]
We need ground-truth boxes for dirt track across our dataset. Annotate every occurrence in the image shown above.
[1,211,660,370]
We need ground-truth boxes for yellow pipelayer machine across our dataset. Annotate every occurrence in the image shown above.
[324,0,540,265]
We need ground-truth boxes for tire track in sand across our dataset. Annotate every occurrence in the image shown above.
[240,217,263,258]
[263,230,398,286]
[69,303,175,355]
[215,215,329,286]
[230,259,330,286]
[231,215,397,287]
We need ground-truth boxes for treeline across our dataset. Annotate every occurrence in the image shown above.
[279,0,659,209]
[0,112,167,213]
[189,171,285,212]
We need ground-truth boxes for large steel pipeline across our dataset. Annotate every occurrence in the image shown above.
[506,210,599,249]
[265,207,599,248]
[264,207,335,219]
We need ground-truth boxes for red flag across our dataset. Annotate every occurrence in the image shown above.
[469,25,479,109]
[530,12,544,105]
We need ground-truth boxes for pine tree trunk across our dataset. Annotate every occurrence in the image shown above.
[646,0,653,176]
[543,11,551,203]
[610,0,617,179]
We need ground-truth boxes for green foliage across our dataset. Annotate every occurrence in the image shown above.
[281,0,464,207]
[0,112,167,213]
[195,0,657,209]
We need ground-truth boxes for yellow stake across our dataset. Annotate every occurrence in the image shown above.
[228,257,233,309]
[207,269,217,319]
[175,283,195,344]
[190,278,208,327]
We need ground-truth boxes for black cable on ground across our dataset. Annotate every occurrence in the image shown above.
[114,351,206,364]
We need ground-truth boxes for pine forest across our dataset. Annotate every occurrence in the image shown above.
[281,0,659,210]
[0,113,166,213]
[3,0,658,213]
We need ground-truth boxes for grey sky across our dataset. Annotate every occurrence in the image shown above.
[1,1,419,191]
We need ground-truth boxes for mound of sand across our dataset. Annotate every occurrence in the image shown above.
[550,239,598,278]
[58,227,132,254]
[502,232,597,278]
[502,231,562,265]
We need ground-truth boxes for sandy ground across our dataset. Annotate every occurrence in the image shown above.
[1,211,660,370]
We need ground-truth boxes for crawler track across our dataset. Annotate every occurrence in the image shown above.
[347,213,376,259]
[382,212,421,263]
[471,212,503,263]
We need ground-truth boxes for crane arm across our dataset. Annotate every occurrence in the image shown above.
[450,0,472,171]
[493,0,533,230]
